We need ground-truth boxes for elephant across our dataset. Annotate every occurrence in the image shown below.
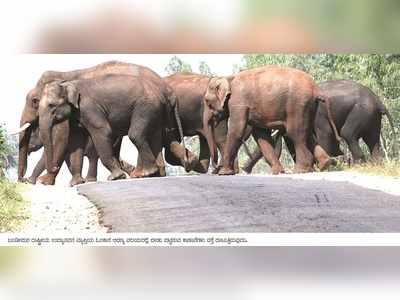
[23,124,134,186]
[164,72,249,173]
[16,61,167,183]
[164,73,227,172]
[242,80,396,173]
[38,74,186,182]
[203,66,340,175]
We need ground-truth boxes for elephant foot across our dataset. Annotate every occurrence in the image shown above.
[130,165,160,178]
[212,165,222,174]
[293,165,314,174]
[318,158,335,171]
[26,176,38,185]
[69,175,86,187]
[271,165,285,175]
[107,170,126,181]
[85,176,97,183]
[38,173,56,185]
[218,167,236,176]
[242,166,253,174]
[120,161,135,174]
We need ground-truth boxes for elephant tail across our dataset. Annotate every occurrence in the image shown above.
[379,103,397,155]
[174,99,188,166]
[165,85,188,170]
[315,91,342,143]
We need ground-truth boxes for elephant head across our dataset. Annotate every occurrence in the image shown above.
[38,81,78,175]
[203,76,233,166]
[16,87,42,180]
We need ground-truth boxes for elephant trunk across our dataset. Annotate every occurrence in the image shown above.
[18,128,31,181]
[17,116,34,181]
[39,118,58,174]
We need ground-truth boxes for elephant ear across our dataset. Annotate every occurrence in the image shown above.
[216,76,234,108]
[60,81,80,109]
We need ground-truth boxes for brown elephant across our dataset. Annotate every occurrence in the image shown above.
[164,72,250,173]
[16,61,190,185]
[243,80,397,173]
[203,66,340,175]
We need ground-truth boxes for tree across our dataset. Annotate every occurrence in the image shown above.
[165,55,192,75]
[198,61,214,76]
[0,125,17,177]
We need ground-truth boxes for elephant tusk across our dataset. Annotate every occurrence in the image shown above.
[271,129,279,137]
[10,123,31,135]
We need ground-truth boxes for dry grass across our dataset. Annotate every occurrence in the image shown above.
[330,159,400,178]
[0,180,27,232]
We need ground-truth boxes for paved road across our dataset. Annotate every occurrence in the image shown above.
[77,175,400,232]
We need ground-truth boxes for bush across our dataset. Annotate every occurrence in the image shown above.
[0,179,26,232]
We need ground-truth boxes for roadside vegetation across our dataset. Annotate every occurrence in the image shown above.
[0,124,26,232]
[0,179,26,232]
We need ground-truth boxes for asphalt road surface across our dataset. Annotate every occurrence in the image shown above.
[77,174,400,232]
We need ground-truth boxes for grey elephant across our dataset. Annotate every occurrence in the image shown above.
[16,61,189,185]
[22,125,133,186]
[38,74,186,181]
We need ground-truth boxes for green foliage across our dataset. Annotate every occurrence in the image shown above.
[165,55,193,75]
[0,125,18,174]
[0,179,26,232]
[198,61,214,76]
[238,54,400,170]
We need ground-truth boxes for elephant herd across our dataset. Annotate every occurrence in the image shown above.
[15,61,395,186]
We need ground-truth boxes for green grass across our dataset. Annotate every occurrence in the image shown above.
[0,179,27,232]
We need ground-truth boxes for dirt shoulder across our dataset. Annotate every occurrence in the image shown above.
[20,184,106,233]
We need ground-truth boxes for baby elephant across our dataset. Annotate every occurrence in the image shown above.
[38,74,184,181]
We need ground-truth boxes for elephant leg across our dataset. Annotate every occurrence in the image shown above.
[286,124,314,173]
[27,153,46,184]
[89,127,126,181]
[111,137,135,175]
[198,135,211,173]
[219,107,249,175]
[252,128,284,175]
[86,155,99,183]
[291,137,314,173]
[65,146,85,187]
[313,144,334,171]
[363,127,382,164]
[340,105,366,164]
[37,168,60,185]
[150,129,166,177]
[242,146,263,174]
[128,117,159,178]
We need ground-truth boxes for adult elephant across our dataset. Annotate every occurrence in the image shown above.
[16,61,173,183]
[242,80,396,173]
[203,66,340,175]
[38,74,186,181]
[21,125,134,186]
[164,72,250,173]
